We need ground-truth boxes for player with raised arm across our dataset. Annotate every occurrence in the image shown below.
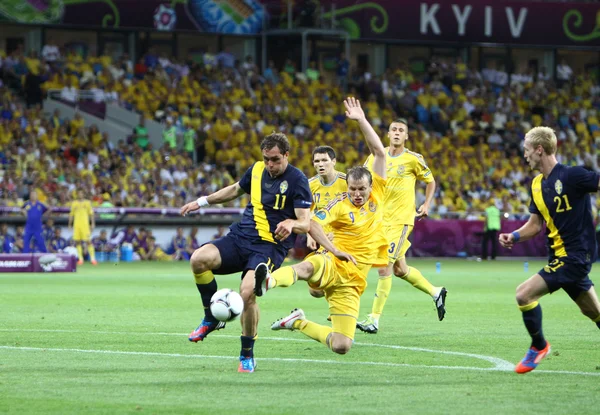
[253,97,388,354]
[180,133,341,373]
[499,126,600,373]
[357,117,446,334]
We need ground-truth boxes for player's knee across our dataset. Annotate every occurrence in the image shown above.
[515,284,532,306]
[308,288,324,298]
[190,246,217,273]
[393,262,409,278]
[330,335,352,355]
[378,265,392,277]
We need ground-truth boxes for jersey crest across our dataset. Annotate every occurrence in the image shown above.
[555,180,563,195]
[280,180,288,194]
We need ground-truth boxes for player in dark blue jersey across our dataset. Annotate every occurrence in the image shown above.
[499,126,600,374]
[180,132,339,373]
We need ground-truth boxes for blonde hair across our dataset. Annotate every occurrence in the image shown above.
[525,126,557,155]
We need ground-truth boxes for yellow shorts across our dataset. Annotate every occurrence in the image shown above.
[72,226,91,242]
[386,224,413,262]
[305,252,366,339]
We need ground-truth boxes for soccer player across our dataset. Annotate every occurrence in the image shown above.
[22,190,49,253]
[68,189,97,265]
[306,146,347,251]
[180,132,334,373]
[499,126,600,374]
[357,117,447,334]
[253,97,388,354]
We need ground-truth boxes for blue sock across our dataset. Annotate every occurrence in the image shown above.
[240,335,255,358]
[522,304,547,350]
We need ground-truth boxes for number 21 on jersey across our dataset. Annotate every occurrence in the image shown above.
[554,195,572,213]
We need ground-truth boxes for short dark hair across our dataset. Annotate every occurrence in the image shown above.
[260,132,290,154]
[390,118,408,128]
[346,166,372,185]
[312,146,336,160]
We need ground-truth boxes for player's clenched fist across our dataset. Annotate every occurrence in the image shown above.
[498,233,515,249]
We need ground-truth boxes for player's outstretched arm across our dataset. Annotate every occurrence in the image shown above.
[180,182,245,216]
[309,219,356,264]
[499,213,543,249]
[344,97,386,179]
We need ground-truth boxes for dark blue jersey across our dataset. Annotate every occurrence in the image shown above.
[529,164,599,264]
[23,201,47,231]
[230,161,312,251]
[50,237,67,252]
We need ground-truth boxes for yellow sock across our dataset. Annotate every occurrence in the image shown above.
[293,319,332,347]
[270,266,297,288]
[371,276,393,318]
[76,245,83,260]
[518,301,539,312]
[401,266,436,297]
[194,270,214,284]
[88,245,96,261]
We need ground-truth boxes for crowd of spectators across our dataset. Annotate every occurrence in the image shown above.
[0,219,226,262]
[1,39,600,224]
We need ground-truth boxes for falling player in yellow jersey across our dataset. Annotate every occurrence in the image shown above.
[253,97,388,354]
[357,118,446,334]
[68,189,97,265]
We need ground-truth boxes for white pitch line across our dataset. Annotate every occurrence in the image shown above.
[0,328,511,370]
[2,345,600,377]
[0,345,510,373]
[3,328,600,376]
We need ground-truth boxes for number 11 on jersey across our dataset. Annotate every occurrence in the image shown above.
[274,194,286,210]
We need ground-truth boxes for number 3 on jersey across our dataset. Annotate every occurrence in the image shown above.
[274,194,286,210]
[554,195,572,213]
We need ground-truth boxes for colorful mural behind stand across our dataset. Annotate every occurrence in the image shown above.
[0,1,598,44]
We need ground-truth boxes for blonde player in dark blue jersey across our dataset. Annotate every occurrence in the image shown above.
[180,133,337,373]
[499,126,600,374]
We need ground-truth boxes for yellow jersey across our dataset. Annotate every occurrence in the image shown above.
[308,171,347,211]
[70,200,93,229]
[313,172,388,268]
[365,147,434,226]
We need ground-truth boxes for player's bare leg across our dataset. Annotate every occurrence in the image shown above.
[188,244,225,343]
[515,274,551,373]
[574,287,600,326]
[395,257,447,321]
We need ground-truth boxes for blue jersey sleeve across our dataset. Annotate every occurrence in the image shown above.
[292,171,313,209]
[568,166,600,194]
[528,188,540,215]
[239,163,255,194]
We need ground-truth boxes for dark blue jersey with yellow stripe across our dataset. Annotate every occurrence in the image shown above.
[529,164,600,264]
[230,161,312,251]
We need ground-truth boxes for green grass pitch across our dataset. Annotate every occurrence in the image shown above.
[2,259,600,414]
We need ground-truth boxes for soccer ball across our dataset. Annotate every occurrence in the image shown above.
[210,289,244,322]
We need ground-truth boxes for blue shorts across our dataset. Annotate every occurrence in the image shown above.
[208,233,287,277]
[538,258,594,301]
